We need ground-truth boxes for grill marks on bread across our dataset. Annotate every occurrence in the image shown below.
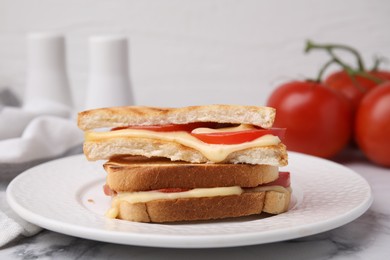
[77,105,276,131]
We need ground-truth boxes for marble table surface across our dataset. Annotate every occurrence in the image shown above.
[1,148,389,260]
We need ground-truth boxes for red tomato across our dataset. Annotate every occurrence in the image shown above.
[112,122,214,132]
[370,70,390,82]
[324,70,390,113]
[267,81,352,158]
[324,70,378,113]
[355,82,390,167]
[191,128,285,145]
[263,172,290,187]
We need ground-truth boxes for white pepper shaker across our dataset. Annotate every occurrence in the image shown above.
[24,33,73,116]
[85,35,134,109]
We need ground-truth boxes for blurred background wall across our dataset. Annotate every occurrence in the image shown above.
[0,0,389,110]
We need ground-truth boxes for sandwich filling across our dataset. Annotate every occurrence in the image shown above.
[105,172,291,219]
[85,124,283,163]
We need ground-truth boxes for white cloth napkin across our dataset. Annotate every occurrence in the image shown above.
[0,191,42,246]
[0,88,84,247]
[0,115,83,163]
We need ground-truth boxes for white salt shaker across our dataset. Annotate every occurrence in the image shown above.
[85,35,134,109]
[24,33,73,116]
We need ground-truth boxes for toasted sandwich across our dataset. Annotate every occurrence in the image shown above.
[78,104,291,223]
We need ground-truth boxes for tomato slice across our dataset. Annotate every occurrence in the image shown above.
[112,122,216,132]
[263,172,290,187]
[103,184,117,196]
[112,123,285,145]
[191,128,286,144]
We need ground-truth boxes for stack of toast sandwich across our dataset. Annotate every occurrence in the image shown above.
[78,104,291,223]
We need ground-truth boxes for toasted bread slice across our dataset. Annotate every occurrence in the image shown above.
[78,105,276,131]
[115,188,291,223]
[104,156,279,192]
[84,137,287,166]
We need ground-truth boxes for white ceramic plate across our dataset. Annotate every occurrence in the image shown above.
[7,152,372,248]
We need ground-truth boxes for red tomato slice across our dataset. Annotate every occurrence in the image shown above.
[191,128,285,145]
[112,123,284,145]
[112,122,215,132]
[263,172,290,187]
[103,184,116,196]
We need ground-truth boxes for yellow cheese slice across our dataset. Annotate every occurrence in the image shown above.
[106,186,243,218]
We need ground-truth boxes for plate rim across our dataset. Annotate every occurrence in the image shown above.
[6,152,373,248]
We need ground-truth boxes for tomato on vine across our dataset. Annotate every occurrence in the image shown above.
[355,82,390,167]
[324,71,378,112]
[305,41,389,114]
[266,80,352,158]
[267,40,390,165]
[370,70,390,82]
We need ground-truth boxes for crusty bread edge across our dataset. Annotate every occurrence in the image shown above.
[84,138,288,166]
[78,105,276,131]
[115,188,291,223]
[104,161,279,191]
[263,188,292,214]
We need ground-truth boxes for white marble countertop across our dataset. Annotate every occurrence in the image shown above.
[1,148,389,260]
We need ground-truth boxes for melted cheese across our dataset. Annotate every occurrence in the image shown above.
[191,124,256,134]
[252,185,291,193]
[105,185,292,219]
[86,128,280,163]
[106,186,243,218]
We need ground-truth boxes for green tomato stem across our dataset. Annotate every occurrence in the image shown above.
[372,56,381,71]
[305,40,384,90]
[315,59,336,82]
[355,71,383,84]
[311,56,383,90]
[371,56,389,71]
[305,40,366,71]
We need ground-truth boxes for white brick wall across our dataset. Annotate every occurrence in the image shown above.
[0,0,389,110]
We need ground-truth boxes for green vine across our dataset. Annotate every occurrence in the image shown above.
[305,40,384,86]
[305,40,366,71]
